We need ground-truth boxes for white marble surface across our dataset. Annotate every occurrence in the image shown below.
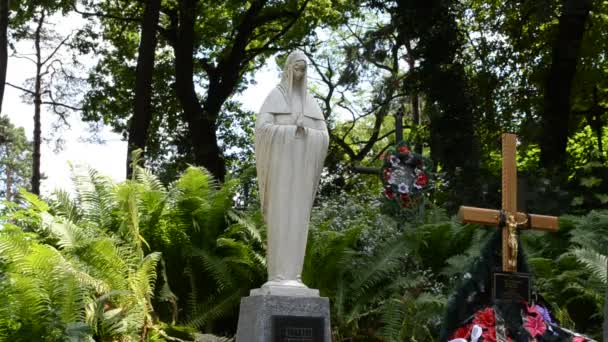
[254,51,329,295]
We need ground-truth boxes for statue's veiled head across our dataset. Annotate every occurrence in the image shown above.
[258,50,324,119]
[279,51,308,101]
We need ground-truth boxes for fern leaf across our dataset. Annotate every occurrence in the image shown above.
[571,248,607,284]
[191,247,234,291]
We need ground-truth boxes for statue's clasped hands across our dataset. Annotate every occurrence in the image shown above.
[295,112,306,138]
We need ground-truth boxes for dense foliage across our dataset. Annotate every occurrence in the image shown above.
[0,0,607,340]
[0,115,31,201]
[0,167,605,340]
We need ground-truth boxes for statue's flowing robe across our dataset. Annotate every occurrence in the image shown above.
[255,86,328,282]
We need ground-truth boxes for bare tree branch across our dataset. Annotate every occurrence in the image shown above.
[6,82,35,95]
[351,165,380,174]
[9,54,37,64]
[372,141,393,162]
[41,34,71,66]
[72,3,140,22]
[41,101,81,112]
[330,131,358,160]
[242,0,311,65]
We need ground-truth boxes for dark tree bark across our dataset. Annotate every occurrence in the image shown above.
[170,0,225,181]
[0,0,9,113]
[166,0,306,181]
[31,11,45,195]
[126,0,162,178]
[395,0,481,209]
[404,40,422,154]
[539,0,593,169]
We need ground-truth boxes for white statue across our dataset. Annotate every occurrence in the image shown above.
[253,51,329,296]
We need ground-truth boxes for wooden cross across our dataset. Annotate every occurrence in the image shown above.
[457,133,559,273]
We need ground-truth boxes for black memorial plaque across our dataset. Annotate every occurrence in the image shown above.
[493,272,531,303]
[273,316,325,342]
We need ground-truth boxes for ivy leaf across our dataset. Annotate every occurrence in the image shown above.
[579,176,602,188]
[571,196,584,206]
[594,193,608,204]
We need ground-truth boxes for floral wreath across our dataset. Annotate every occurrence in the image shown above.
[380,141,432,208]
[449,305,594,342]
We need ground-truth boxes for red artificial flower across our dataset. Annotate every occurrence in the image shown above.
[383,168,392,181]
[400,193,410,207]
[415,173,429,187]
[524,314,547,338]
[526,303,541,317]
[482,327,497,342]
[472,307,496,328]
[398,145,410,154]
[384,187,396,200]
[450,324,472,340]
[573,337,585,342]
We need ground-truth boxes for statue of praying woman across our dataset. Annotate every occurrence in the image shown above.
[253,50,329,296]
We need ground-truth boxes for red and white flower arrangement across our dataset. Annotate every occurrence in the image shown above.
[380,142,432,208]
[449,304,594,342]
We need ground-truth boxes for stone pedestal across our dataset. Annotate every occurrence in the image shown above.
[235,295,331,342]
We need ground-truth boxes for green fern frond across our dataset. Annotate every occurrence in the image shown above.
[114,182,149,255]
[379,298,406,340]
[571,248,607,284]
[131,252,161,298]
[191,247,234,291]
[157,257,178,303]
[196,334,234,342]
[567,210,608,253]
[56,274,87,325]
[65,322,95,341]
[78,238,132,290]
[135,166,167,193]
[176,167,218,198]
[18,189,49,212]
[348,237,408,302]
[71,165,117,230]
[50,189,82,223]
[225,209,262,243]
[187,291,242,330]
[216,238,257,267]
[0,227,33,260]
[40,212,91,249]
[184,264,200,318]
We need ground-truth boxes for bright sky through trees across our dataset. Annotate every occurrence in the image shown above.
[4,12,279,194]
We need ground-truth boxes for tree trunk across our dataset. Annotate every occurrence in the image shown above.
[126,0,162,178]
[172,0,225,181]
[411,93,421,153]
[167,0,306,181]
[0,0,9,113]
[539,0,592,169]
[405,46,422,154]
[31,11,44,195]
[400,0,480,205]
